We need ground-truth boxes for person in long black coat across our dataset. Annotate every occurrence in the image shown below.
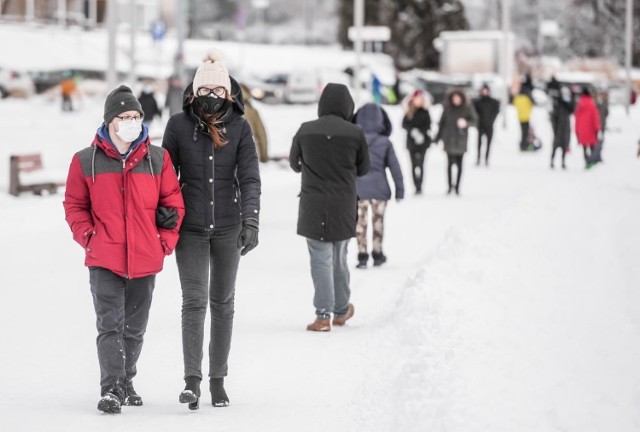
[550,85,574,169]
[402,89,431,194]
[472,84,500,166]
[138,82,162,126]
[289,83,370,332]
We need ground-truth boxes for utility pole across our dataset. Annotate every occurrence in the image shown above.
[129,0,137,85]
[625,0,634,115]
[107,0,117,90]
[501,0,511,128]
[354,0,364,107]
[175,0,186,87]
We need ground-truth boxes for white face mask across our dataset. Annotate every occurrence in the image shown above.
[115,120,142,142]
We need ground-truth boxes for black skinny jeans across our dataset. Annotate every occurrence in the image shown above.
[447,154,464,191]
[477,127,494,164]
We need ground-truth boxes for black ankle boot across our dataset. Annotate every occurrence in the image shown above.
[371,251,387,267]
[179,376,201,410]
[124,379,143,406]
[210,378,229,407]
[98,381,125,414]
[356,253,368,269]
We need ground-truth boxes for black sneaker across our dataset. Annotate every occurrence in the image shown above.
[210,378,230,407]
[124,380,143,406]
[179,376,201,410]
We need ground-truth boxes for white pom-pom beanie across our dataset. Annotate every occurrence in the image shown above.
[192,51,231,95]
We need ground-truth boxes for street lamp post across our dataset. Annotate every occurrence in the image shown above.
[354,0,364,107]
[625,0,634,115]
[501,0,511,128]
[107,0,117,89]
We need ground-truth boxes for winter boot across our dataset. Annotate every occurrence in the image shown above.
[306,318,331,332]
[97,382,125,414]
[124,379,143,406]
[371,252,387,267]
[210,378,230,407]
[179,376,201,410]
[356,253,368,269]
[332,303,355,326]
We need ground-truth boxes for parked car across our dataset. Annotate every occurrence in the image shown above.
[241,73,289,104]
[28,69,105,94]
[0,67,35,98]
[284,69,320,104]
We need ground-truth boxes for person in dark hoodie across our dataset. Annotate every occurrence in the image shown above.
[138,81,162,126]
[162,52,261,410]
[289,83,370,332]
[353,103,404,269]
[402,89,431,194]
[472,84,500,166]
[550,85,574,169]
[435,88,477,195]
[63,85,184,414]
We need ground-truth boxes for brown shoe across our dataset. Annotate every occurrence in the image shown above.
[332,303,355,326]
[306,319,331,332]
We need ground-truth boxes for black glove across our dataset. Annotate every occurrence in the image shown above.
[237,218,259,256]
[156,207,179,229]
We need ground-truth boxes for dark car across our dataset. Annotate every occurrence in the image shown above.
[29,69,105,93]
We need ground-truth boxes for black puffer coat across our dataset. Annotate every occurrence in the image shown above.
[162,78,261,232]
[289,84,370,241]
[402,107,431,151]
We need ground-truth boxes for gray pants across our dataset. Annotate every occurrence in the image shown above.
[306,238,351,319]
[89,267,155,396]
[176,225,242,380]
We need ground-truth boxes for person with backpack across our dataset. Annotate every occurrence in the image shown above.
[353,103,404,269]
[63,85,184,414]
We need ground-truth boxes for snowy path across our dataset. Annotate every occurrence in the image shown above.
[0,98,639,432]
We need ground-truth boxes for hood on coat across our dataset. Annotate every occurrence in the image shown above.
[182,75,245,121]
[447,88,468,107]
[354,103,392,137]
[318,83,354,121]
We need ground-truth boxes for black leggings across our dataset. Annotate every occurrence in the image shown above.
[409,147,428,193]
[551,146,566,165]
[477,127,494,163]
[520,122,530,151]
[583,146,593,165]
[447,154,464,191]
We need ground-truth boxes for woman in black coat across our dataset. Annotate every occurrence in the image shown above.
[402,89,431,195]
[162,52,261,410]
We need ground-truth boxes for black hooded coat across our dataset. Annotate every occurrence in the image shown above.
[289,83,370,241]
[161,77,261,232]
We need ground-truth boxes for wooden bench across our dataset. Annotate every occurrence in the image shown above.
[9,154,65,197]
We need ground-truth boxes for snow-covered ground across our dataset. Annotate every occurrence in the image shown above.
[1,23,640,432]
[1,89,639,431]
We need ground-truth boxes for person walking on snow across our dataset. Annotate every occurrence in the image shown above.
[138,81,162,126]
[574,87,602,169]
[512,87,534,152]
[162,52,261,410]
[353,103,404,269]
[435,89,477,196]
[402,89,431,194]
[63,85,185,414]
[472,84,500,166]
[289,83,370,332]
[550,85,574,169]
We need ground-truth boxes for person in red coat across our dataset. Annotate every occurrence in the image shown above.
[63,85,184,414]
[574,87,602,168]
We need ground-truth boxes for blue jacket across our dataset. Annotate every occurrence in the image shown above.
[354,104,404,201]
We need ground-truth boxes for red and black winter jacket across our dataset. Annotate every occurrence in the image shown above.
[64,132,185,279]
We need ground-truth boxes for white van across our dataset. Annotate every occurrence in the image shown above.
[284,69,320,104]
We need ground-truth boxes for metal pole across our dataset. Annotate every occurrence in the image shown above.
[26,0,35,22]
[501,0,510,128]
[129,0,136,85]
[58,0,66,26]
[625,0,633,115]
[107,0,118,89]
[89,0,97,28]
[354,0,364,107]
[176,0,186,86]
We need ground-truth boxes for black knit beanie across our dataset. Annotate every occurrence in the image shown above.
[103,85,144,124]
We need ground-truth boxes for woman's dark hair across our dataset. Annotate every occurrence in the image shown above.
[582,87,592,97]
[448,88,467,106]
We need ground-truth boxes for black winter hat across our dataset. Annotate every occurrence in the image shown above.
[103,85,144,124]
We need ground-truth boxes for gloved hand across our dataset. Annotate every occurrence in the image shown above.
[237,218,259,256]
[156,207,179,229]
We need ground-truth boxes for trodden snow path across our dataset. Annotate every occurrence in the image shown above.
[0,96,639,432]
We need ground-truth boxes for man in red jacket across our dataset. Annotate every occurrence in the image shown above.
[574,87,602,169]
[63,85,184,414]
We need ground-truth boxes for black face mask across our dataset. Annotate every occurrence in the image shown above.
[195,95,231,116]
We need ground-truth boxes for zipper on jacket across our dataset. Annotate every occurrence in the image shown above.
[210,147,216,230]
[121,155,130,278]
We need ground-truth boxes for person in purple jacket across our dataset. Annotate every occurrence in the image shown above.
[353,103,405,268]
